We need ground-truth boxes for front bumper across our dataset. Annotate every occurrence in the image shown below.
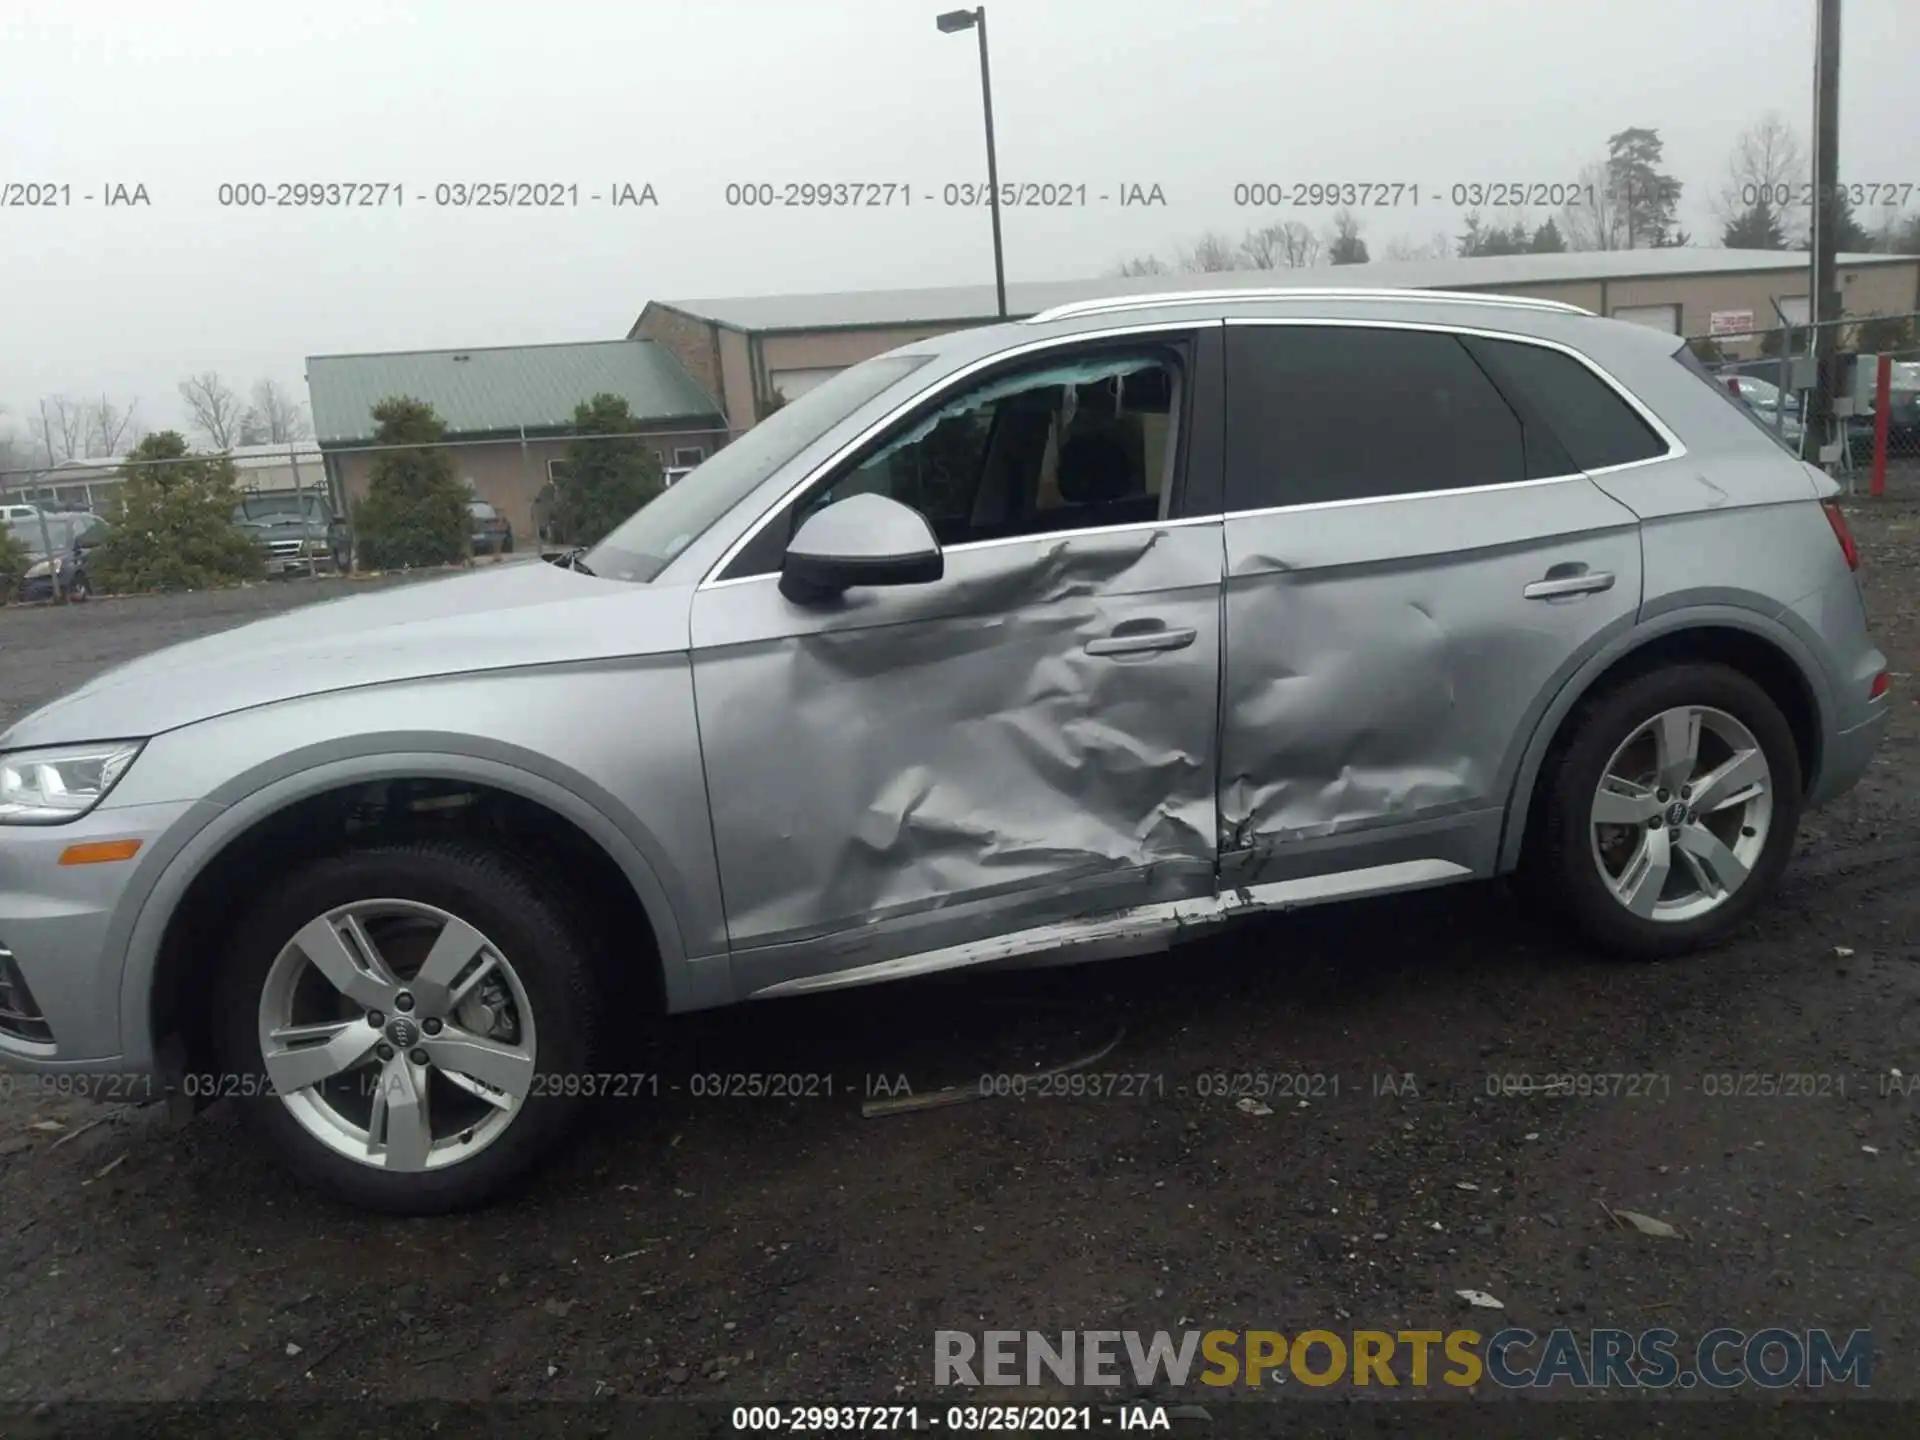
[262,552,337,577]
[0,799,201,1080]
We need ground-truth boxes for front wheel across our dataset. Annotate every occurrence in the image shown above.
[214,841,607,1213]
[1524,663,1803,959]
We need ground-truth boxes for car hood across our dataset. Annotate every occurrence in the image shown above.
[1,560,692,747]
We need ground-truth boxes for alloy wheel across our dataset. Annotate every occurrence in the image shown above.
[1589,704,1774,923]
[256,899,537,1171]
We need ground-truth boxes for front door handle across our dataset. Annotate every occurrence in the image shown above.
[1524,565,1615,600]
[1085,623,1198,657]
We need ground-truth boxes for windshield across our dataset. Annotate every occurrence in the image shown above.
[234,492,327,522]
[6,515,78,556]
[583,352,933,583]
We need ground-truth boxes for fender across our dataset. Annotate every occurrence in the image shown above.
[1494,602,1836,873]
[111,748,725,1074]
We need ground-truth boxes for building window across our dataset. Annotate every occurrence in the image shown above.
[672,446,706,468]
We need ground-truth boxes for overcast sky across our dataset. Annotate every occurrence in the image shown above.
[1,0,1913,443]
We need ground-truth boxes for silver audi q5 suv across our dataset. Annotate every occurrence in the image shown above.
[0,287,1889,1211]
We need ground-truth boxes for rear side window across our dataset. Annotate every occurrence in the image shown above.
[1461,336,1668,471]
[1224,325,1527,509]
[1671,344,1799,455]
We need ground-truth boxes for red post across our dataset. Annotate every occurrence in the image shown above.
[1870,352,1893,497]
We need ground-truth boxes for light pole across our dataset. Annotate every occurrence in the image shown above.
[936,7,1007,318]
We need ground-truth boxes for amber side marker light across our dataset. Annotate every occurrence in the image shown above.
[58,839,142,866]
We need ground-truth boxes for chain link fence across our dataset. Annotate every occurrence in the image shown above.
[1684,308,1920,491]
[0,426,731,606]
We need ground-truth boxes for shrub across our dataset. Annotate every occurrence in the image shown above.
[351,397,469,570]
[0,524,29,602]
[87,432,266,593]
[549,394,665,548]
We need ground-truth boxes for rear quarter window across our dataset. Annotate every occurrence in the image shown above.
[1670,344,1801,455]
[1461,335,1670,471]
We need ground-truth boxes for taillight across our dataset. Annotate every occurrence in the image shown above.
[1822,499,1860,571]
[1870,671,1890,700]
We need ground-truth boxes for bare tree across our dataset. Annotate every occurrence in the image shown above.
[1240,222,1322,270]
[1112,254,1171,276]
[87,396,141,457]
[179,371,247,449]
[1382,229,1455,261]
[1178,230,1242,273]
[37,397,85,466]
[1715,113,1809,247]
[246,377,312,443]
[1557,160,1630,251]
[0,407,37,480]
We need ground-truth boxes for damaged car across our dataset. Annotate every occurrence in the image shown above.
[0,287,1889,1212]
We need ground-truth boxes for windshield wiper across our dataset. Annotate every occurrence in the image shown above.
[550,546,595,576]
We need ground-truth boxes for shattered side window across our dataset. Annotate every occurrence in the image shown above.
[787,350,1180,555]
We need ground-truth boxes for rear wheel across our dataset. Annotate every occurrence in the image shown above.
[214,841,605,1213]
[1525,663,1803,959]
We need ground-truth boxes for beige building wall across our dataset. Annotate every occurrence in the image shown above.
[639,259,1918,436]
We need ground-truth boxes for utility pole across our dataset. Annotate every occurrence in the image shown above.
[1806,0,1844,463]
[33,401,63,599]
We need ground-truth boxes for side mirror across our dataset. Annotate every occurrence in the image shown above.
[779,493,943,604]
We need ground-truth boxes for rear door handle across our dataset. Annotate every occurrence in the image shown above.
[1524,567,1615,600]
[1085,624,1198,657]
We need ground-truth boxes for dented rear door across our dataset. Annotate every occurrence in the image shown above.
[1217,319,1644,888]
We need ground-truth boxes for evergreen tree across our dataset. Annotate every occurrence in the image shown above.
[1607,127,1684,247]
[352,397,469,570]
[1723,196,1787,249]
[551,394,665,547]
[88,431,265,593]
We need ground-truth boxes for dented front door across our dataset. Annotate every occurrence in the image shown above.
[690,522,1224,993]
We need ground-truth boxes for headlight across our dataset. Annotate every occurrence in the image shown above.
[0,742,145,825]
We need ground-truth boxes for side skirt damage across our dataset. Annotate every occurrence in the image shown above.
[748,858,1471,998]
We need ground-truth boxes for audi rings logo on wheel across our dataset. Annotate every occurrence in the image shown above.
[386,1017,421,1049]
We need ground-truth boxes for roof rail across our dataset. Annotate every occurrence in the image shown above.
[1024,287,1593,325]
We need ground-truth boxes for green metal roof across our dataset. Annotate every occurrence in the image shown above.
[305,339,722,445]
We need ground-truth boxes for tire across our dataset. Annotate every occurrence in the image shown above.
[214,840,606,1214]
[1522,662,1803,960]
[67,575,90,601]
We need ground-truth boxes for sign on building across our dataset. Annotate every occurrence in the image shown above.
[1709,310,1756,337]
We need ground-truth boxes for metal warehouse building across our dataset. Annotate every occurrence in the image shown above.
[631,248,1920,437]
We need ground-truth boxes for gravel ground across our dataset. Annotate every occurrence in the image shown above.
[0,492,1916,1426]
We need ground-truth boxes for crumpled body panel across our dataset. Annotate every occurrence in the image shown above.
[690,523,1223,958]
[1220,477,1643,877]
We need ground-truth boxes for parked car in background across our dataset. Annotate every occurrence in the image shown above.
[231,490,351,576]
[7,512,106,602]
[0,289,1889,1214]
[1723,374,1806,452]
[467,500,514,555]
[0,503,44,523]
